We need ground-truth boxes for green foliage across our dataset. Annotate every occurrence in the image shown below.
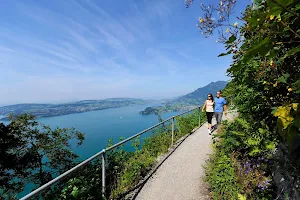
[206,119,275,199]
[188,0,300,198]
[216,118,277,157]
[0,122,33,197]
[0,114,85,198]
[205,149,241,200]
[228,0,300,154]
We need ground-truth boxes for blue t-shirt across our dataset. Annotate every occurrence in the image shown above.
[214,97,226,112]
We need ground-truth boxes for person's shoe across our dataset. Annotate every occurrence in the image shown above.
[208,129,211,135]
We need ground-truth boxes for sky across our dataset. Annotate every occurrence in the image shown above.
[0,0,251,105]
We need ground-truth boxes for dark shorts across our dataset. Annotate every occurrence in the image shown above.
[206,112,214,124]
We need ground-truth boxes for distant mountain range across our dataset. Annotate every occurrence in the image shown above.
[0,98,152,120]
[0,81,228,119]
[140,81,228,115]
[170,81,228,105]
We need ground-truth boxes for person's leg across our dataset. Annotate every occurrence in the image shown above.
[207,112,213,129]
[215,112,220,125]
[217,112,223,124]
[215,112,223,129]
[206,112,211,132]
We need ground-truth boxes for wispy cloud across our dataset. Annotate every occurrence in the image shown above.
[0,0,231,104]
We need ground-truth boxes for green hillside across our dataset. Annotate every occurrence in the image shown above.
[0,98,151,120]
[173,81,227,104]
[140,81,227,115]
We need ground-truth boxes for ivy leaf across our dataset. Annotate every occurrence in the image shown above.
[283,73,290,79]
[226,35,236,44]
[218,50,232,57]
[282,45,300,60]
[238,194,247,200]
[71,186,79,198]
[278,73,290,83]
[249,147,260,156]
[267,0,283,15]
[271,107,278,115]
[244,38,272,61]
[276,0,294,6]
[295,4,300,11]
[278,76,287,83]
[274,106,294,129]
[266,141,275,150]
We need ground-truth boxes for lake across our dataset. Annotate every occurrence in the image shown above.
[2,104,182,198]
[40,104,180,159]
[1,104,180,160]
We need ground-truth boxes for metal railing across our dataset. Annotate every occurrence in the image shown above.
[20,106,203,200]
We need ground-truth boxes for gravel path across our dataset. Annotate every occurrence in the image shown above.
[135,120,217,200]
[135,112,237,200]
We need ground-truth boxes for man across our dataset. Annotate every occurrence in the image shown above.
[214,90,227,127]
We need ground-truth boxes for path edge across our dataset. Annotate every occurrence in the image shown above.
[119,123,206,200]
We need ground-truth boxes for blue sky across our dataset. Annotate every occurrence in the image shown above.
[0,0,251,105]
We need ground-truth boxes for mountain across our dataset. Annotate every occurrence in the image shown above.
[140,81,228,115]
[169,81,228,105]
[0,98,152,120]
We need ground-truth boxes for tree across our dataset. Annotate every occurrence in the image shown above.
[0,122,36,198]
[0,114,85,198]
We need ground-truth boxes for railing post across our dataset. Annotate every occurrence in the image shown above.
[171,117,174,146]
[102,151,106,199]
[198,107,201,127]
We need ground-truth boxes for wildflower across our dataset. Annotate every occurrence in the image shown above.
[288,88,293,92]
[270,15,275,20]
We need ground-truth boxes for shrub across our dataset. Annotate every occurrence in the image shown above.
[205,149,240,200]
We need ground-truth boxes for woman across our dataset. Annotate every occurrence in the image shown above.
[202,93,214,134]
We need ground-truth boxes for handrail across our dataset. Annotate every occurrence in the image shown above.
[20,106,202,200]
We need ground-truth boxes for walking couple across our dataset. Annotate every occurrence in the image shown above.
[201,90,227,135]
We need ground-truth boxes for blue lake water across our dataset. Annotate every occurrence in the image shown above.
[39,104,180,159]
[1,104,180,160]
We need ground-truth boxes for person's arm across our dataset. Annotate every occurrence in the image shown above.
[223,98,227,115]
[202,100,206,112]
